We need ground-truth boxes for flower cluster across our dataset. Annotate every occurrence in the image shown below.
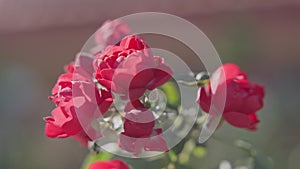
[44,19,265,169]
[44,20,172,156]
[93,34,172,156]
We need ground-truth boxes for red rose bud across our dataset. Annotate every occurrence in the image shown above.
[118,107,168,156]
[196,63,265,130]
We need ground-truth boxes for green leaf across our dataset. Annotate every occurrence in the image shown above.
[168,150,178,162]
[159,80,180,109]
[192,146,207,158]
[80,152,113,169]
[178,140,195,165]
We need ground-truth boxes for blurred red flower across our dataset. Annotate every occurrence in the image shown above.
[196,63,265,130]
[94,20,130,48]
[89,160,130,169]
[118,104,168,157]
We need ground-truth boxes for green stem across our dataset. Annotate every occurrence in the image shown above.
[177,79,210,87]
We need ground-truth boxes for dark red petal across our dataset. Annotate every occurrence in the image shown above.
[118,133,147,156]
[120,36,146,50]
[223,111,259,129]
[45,122,67,138]
[97,79,114,90]
[144,135,168,152]
[221,63,248,80]
[196,86,212,113]
[98,89,113,114]
[100,69,115,81]
[147,67,173,90]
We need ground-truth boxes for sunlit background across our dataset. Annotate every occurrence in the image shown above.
[0,1,300,169]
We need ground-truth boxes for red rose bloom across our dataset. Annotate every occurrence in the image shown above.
[44,55,113,145]
[94,35,173,100]
[196,63,264,130]
[118,104,168,157]
[123,109,155,138]
[119,128,168,157]
[89,160,130,169]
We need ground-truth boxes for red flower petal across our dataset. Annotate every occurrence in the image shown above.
[89,160,130,169]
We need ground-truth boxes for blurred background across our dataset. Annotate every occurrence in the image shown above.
[0,1,300,169]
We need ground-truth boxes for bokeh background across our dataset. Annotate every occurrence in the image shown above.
[0,1,300,169]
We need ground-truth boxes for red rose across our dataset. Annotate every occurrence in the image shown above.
[44,55,113,145]
[118,105,168,156]
[196,63,264,130]
[123,109,155,138]
[119,127,168,157]
[94,35,173,100]
[89,160,130,169]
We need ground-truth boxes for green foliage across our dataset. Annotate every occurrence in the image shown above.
[159,80,180,109]
[168,150,178,163]
[192,146,207,159]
